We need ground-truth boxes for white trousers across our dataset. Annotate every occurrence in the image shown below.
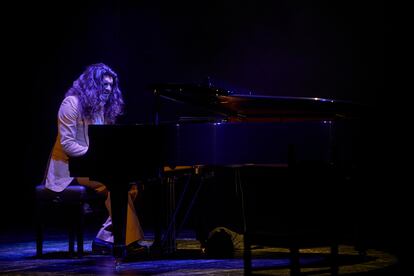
[76,177,144,245]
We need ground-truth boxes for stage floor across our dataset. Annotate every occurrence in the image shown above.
[0,226,401,275]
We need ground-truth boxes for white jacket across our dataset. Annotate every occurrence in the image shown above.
[45,96,103,192]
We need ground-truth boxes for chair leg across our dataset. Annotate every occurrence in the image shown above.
[69,230,75,256]
[77,203,84,257]
[68,208,75,257]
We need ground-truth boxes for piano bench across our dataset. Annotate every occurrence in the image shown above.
[35,184,89,258]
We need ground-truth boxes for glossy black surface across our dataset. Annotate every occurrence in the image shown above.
[152,83,368,120]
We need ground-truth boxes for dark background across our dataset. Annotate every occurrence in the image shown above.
[4,0,405,267]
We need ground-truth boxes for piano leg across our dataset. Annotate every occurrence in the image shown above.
[164,175,177,254]
[236,167,252,275]
[243,230,252,275]
[107,179,129,259]
[151,175,177,255]
[149,177,163,254]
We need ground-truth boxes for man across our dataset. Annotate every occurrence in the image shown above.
[44,63,145,256]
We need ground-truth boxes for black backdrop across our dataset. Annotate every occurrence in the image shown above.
[4,0,403,259]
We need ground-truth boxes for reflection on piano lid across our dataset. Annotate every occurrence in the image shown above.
[151,83,368,122]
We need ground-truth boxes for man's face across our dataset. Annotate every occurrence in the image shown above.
[102,75,114,94]
[100,75,114,103]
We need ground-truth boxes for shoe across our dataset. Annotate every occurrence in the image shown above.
[126,241,148,258]
[92,238,113,255]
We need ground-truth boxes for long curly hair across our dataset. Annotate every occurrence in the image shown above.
[65,63,124,124]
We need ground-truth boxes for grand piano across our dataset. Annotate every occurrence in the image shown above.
[69,83,368,265]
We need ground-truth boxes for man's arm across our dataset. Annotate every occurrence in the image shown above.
[58,96,88,157]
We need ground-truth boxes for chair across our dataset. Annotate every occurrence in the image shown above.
[35,184,88,258]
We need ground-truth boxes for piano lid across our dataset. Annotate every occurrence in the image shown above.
[152,83,367,121]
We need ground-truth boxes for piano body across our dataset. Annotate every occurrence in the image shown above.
[69,83,368,260]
